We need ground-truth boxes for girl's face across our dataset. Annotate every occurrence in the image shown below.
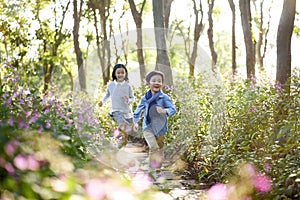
[148,74,164,93]
[115,68,126,82]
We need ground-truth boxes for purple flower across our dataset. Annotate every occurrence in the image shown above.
[253,174,272,193]
[8,118,14,126]
[18,120,24,129]
[264,163,271,172]
[38,126,43,133]
[45,120,51,129]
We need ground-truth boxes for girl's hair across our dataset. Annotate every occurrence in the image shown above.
[145,70,165,83]
[112,64,128,81]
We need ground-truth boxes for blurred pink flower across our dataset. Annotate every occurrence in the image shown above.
[113,129,120,138]
[132,172,152,191]
[27,155,40,171]
[253,174,272,193]
[207,183,229,200]
[13,154,28,170]
[85,179,105,200]
[245,163,256,177]
[5,163,15,174]
[5,139,18,156]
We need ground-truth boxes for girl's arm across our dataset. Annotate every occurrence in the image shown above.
[100,82,112,105]
[128,85,135,104]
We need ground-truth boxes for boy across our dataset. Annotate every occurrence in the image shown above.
[133,71,176,170]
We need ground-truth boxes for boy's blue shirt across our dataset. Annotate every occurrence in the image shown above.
[133,90,176,136]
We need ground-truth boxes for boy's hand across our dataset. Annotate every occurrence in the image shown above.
[156,106,167,114]
[133,122,139,132]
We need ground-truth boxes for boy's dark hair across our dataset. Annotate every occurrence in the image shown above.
[145,70,165,83]
[112,64,128,81]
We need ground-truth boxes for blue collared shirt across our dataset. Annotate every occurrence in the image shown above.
[133,91,176,136]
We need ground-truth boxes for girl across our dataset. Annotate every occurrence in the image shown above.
[99,64,135,145]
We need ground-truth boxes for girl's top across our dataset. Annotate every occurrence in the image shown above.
[133,90,176,136]
[102,80,135,116]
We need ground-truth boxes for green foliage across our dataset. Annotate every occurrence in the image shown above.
[182,72,300,199]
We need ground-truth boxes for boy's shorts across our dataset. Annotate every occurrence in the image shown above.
[110,111,133,125]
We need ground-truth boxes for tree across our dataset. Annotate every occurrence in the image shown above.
[239,0,255,80]
[190,0,204,77]
[163,0,174,38]
[276,0,296,93]
[152,0,173,86]
[73,0,86,91]
[228,0,237,76]
[88,0,112,86]
[128,0,147,83]
[207,0,217,71]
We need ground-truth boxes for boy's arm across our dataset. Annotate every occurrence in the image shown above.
[133,98,146,123]
[163,95,177,117]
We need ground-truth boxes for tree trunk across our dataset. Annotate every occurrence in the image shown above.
[128,0,146,82]
[207,0,217,71]
[189,0,204,77]
[239,0,255,80]
[228,0,237,76]
[73,0,86,91]
[276,0,296,92]
[152,0,173,86]
[164,0,173,38]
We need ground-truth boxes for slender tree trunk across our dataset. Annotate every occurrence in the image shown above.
[207,0,217,71]
[128,0,146,82]
[239,0,255,80]
[276,0,295,93]
[189,0,204,77]
[164,0,173,38]
[73,0,86,91]
[153,0,173,86]
[228,0,237,76]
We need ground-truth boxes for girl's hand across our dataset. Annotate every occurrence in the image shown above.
[98,101,103,107]
[156,106,167,114]
[122,96,129,103]
[133,122,139,132]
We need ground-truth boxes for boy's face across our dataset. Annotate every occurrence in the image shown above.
[148,74,164,93]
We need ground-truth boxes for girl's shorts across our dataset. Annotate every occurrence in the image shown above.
[110,111,133,125]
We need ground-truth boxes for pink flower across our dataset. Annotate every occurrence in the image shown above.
[27,155,40,171]
[132,172,152,191]
[207,183,229,200]
[5,139,18,156]
[13,154,28,170]
[85,179,105,200]
[253,174,272,193]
